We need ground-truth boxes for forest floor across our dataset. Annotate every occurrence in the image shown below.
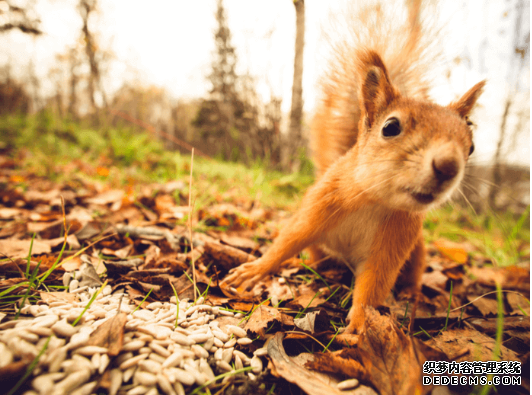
[0,116,529,394]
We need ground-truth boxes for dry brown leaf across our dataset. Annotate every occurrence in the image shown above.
[143,255,188,273]
[154,193,175,211]
[86,313,127,356]
[468,265,530,292]
[101,244,132,259]
[78,262,103,288]
[39,291,78,304]
[0,207,20,219]
[203,241,255,270]
[267,333,353,395]
[61,255,82,271]
[331,333,360,347]
[0,357,32,388]
[421,270,448,293]
[228,301,257,313]
[507,292,530,316]
[244,305,281,336]
[434,239,469,264]
[426,328,521,362]
[467,295,499,316]
[264,278,294,303]
[219,234,259,252]
[35,219,83,240]
[0,239,51,259]
[349,308,445,395]
[286,290,327,310]
[85,190,125,205]
[293,310,329,333]
[467,316,530,337]
[41,234,80,250]
[305,348,368,381]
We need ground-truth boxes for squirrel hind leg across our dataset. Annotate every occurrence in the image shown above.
[307,244,327,266]
[395,235,425,300]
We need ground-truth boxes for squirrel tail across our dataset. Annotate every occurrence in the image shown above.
[311,0,441,176]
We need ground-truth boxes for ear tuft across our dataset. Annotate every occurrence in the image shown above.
[357,50,398,128]
[448,81,486,118]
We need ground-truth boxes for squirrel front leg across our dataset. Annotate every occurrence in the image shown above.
[223,182,342,292]
[345,212,423,333]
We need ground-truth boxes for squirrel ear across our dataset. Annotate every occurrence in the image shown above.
[448,81,486,118]
[357,50,398,128]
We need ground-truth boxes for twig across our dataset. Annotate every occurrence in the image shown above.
[284,330,329,351]
[450,290,527,312]
[188,148,197,302]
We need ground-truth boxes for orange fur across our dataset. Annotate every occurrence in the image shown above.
[223,1,484,333]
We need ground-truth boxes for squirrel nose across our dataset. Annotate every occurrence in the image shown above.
[432,155,459,182]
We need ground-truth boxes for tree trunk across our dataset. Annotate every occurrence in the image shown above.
[283,0,305,171]
[488,97,511,209]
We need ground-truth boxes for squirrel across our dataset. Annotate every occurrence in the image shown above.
[222,0,485,334]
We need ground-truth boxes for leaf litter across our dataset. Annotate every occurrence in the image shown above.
[0,161,529,394]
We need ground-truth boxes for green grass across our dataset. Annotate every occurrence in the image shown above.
[424,204,529,267]
[1,112,313,209]
[2,112,528,267]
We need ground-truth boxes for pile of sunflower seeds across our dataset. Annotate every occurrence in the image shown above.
[0,279,266,395]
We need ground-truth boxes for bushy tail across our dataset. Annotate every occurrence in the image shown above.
[311,0,440,176]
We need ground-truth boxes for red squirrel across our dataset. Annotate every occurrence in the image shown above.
[222,1,484,334]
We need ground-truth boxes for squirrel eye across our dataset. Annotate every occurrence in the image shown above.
[382,117,402,138]
[469,143,475,156]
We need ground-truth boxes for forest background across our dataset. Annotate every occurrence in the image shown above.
[0,0,529,213]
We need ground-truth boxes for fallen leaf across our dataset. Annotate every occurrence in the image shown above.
[467,295,499,316]
[86,313,128,356]
[0,357,32,388]
[0,208,20,219]
[305,348,368,382]
[219,234,259,252]
[434,239,468,264]
[267,333,354,395]
[78,262,103,288]
[507,292,530,316]
[293,310,329,333]
[41,234,80,250]
[426,328,521,362]
[350,308,445,395]
[467,316,529,337]
[286,289,327,310]
[244,305,281,336]
[86,190,125,205]
[0,239,51,259]
[421,270,448,293]
[39,291,79,304]
[203,241,255,270]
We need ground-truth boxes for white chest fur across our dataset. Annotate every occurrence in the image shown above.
[319,204,389,276]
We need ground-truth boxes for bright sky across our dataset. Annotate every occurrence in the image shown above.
[0,0,529,165]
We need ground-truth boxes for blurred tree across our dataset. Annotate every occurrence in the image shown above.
[0,66,30,115]
[194,0,283,164]
[194,0,239,160]
[488,0,530,209]
[0,0,41,35]
[77,0,107,116]
[282,0,305,171]
[209,0,238,104]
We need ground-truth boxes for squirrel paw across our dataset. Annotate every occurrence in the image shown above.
[396,285,419,302]
[222,259,271,292]
[344,304,365,334]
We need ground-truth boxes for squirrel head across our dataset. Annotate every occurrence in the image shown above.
[353,50,485,212]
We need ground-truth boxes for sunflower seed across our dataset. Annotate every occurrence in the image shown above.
[337,378,360,390]
[120,353,149,370]
[226,325,247,338]
[250,356,263,374]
